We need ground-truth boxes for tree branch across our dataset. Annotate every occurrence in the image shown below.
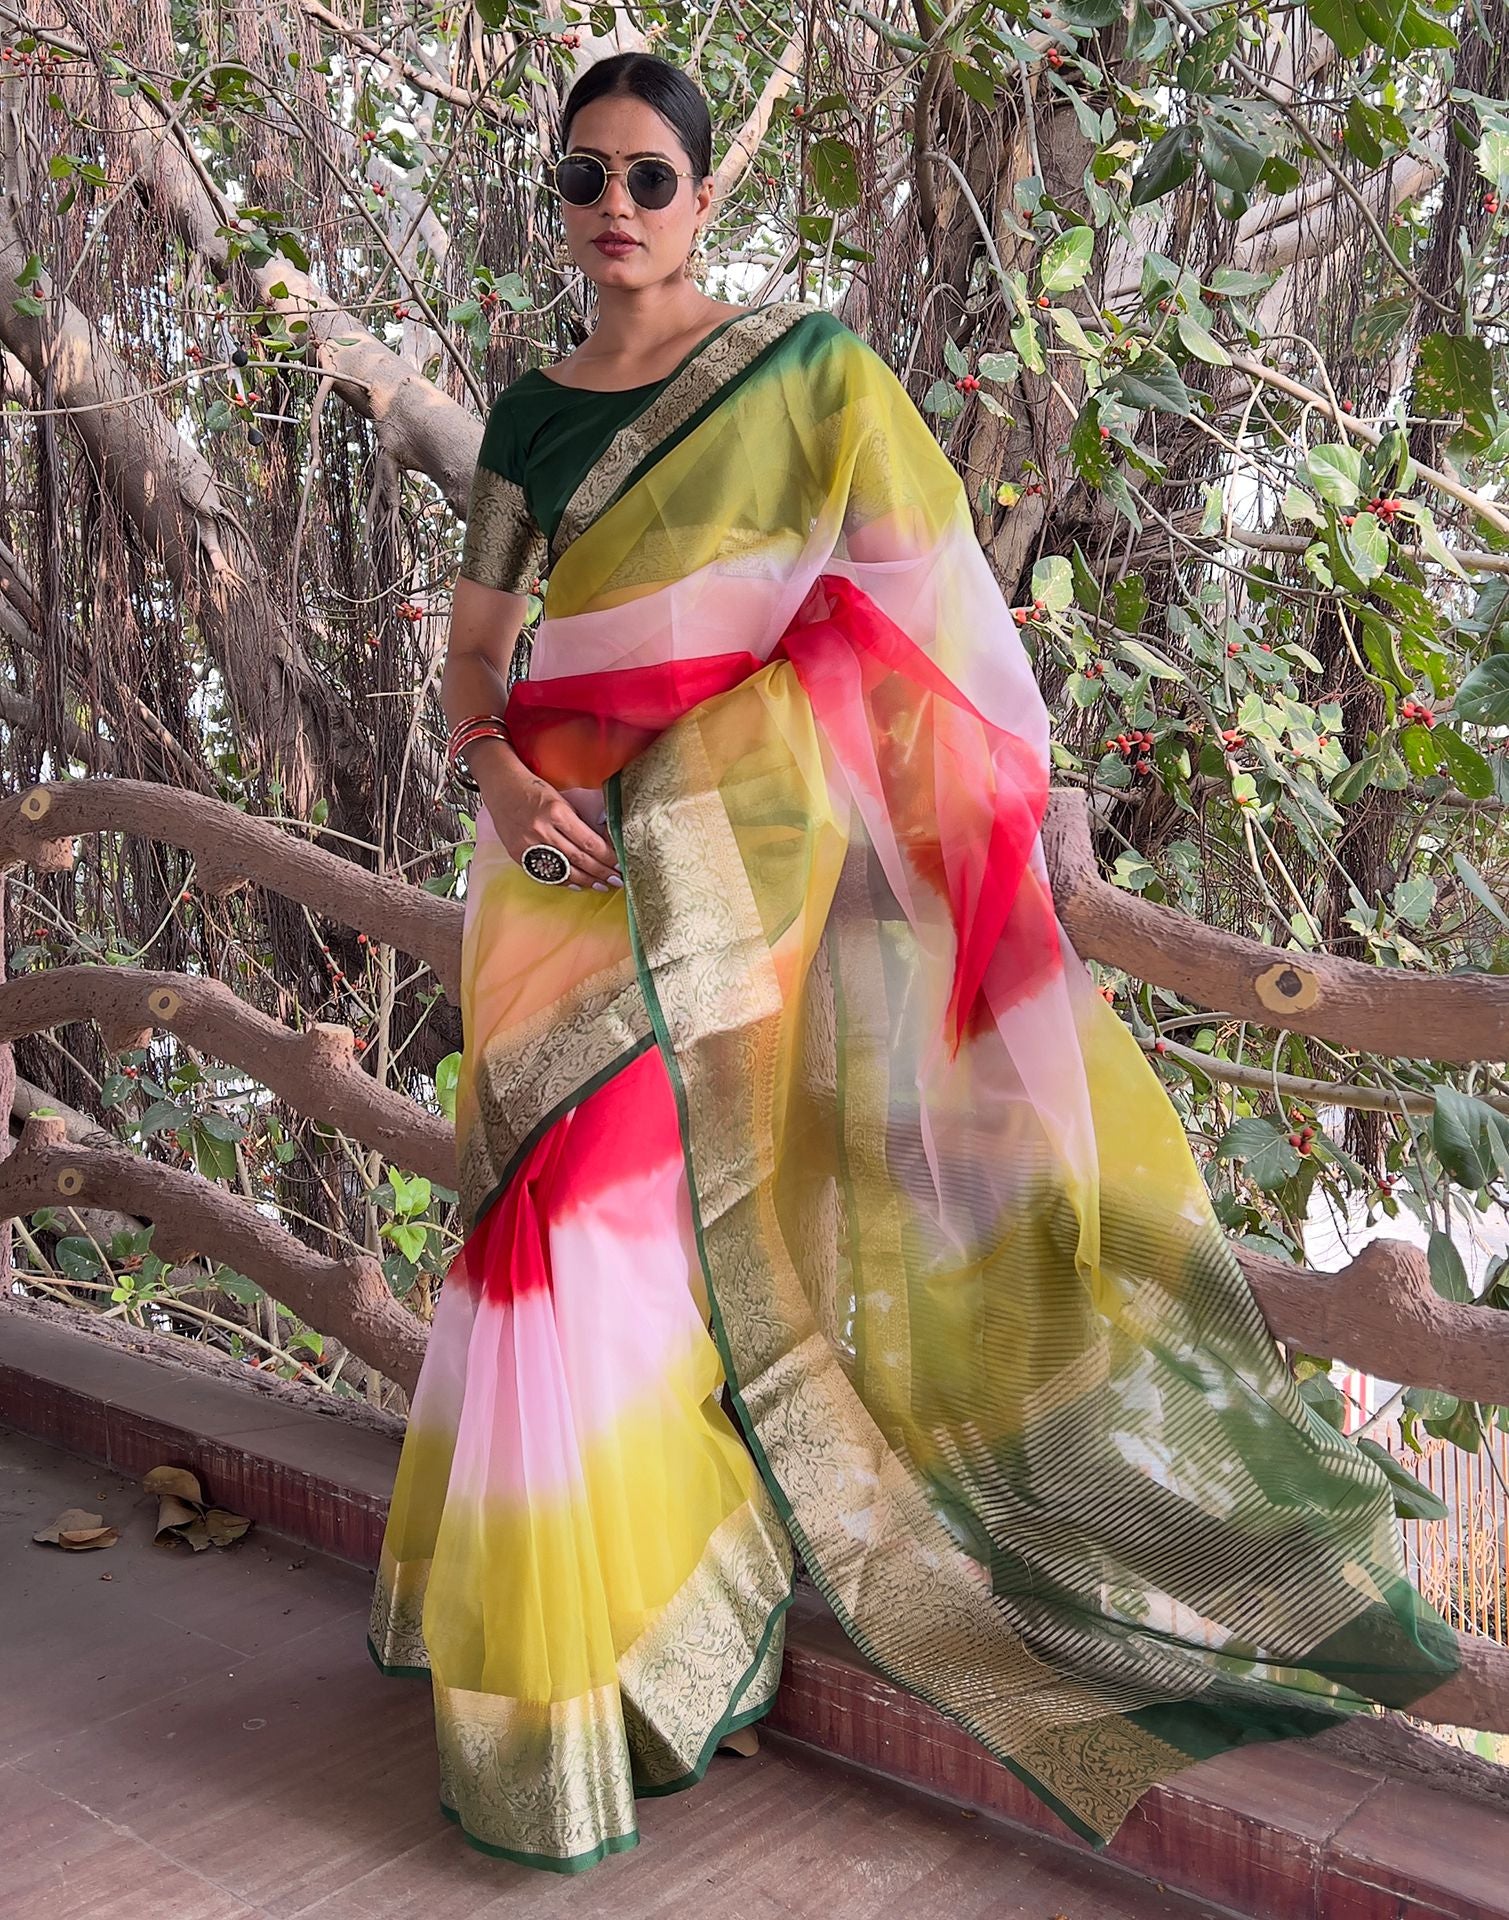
[0,968,453,1185]
[2,1113,424,1393]
[1241,1236,1509,1404]
[0,779,461,1003]
[1045,790,1509,1062]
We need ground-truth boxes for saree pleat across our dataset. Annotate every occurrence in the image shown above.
[371,299,1458,1869]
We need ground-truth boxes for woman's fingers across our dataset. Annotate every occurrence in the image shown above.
[546,803,620,883]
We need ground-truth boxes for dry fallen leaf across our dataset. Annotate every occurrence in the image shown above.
[32,1507,120,1551]
[143,1465,206,1504]
[142,1464,251,1551]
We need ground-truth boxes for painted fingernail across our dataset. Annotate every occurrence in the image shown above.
[591,881,609,892]
[607,873,624,887]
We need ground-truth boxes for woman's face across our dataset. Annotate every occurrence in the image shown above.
[557,94,711,292]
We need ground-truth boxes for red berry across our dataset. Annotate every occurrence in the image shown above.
[1036,294,1051,308]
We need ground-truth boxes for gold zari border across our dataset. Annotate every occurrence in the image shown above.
[459,463,548,596]
[457,954,650,1229]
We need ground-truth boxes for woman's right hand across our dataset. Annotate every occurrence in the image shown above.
[477,752,622,890]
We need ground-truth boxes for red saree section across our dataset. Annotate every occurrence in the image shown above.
[506,572,1061,1051]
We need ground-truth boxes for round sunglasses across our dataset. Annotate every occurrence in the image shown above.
[550,153,697,211]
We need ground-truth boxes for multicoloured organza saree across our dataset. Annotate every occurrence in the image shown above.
[368,299,1459,1872]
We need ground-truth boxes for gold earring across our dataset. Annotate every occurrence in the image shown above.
[686,228,708,283]
[553,231,575,271]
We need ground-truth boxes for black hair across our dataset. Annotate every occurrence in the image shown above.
[559,51,713,184]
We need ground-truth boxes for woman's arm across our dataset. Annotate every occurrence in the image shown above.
[444,576,620,887]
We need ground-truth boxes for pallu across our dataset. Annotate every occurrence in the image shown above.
[369,300,1459,1872]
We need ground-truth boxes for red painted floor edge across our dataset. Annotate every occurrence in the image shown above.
[2,1304,1505,1920]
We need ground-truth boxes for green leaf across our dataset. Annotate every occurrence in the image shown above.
[1302,443,1362,508]
[1307,0,1369,57]
[1118,638,1184,680]
[1479,122,1509,200]
[1104,354,1192,416]
[1406,504,1466,578]
[213,1264,265,1304]
[1354,1438,1450,1521]
[950,59,1000,109]
[808,137,860,210]
[1433,725,1496,798]
[1392,873,1436,927]
[1216,1117,1301,1191]
[1432,1089,1509,1191]
[1428,1229,1472,1301]
[1452,850,1509,929]
[1177,313,1230,366]
[1070,544,1104,614]
[189,1122,238,1183]
[1456,655,1509,725]
[1345,512,1389,583]
[1330,753,1382,805]
[1352,295,1413,360]
[1031,555,1074,613]
[1058,0,1122,23]
[384,1220,428,1265]
[1112,577,1148,632]
[1130,126,1197,208]
[1039,225,1094,294]
[1010,314,1045,375]
[1299,1369,1348,1429]
[56,1235,105,1282]
[1070,399,1112,485]
[1414,332,1494,425]
[1198,117,1266,195]
[435,1050,461,1124]
[1399,722,1442,778]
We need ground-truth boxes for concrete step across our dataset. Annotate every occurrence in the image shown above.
[5,1297,1507,1920]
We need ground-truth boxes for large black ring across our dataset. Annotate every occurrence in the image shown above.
[521,842,571,886]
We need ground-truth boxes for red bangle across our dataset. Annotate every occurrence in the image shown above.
[447,714,510,765]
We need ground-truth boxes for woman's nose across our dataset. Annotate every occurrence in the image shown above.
[599,174,637,218]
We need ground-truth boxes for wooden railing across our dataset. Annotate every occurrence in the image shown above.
[2,775,1507,1737]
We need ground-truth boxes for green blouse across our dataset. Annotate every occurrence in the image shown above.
[457,312,756,598]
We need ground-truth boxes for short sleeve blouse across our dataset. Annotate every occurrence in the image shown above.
[457,370,669,597]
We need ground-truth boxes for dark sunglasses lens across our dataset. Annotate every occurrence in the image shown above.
[555,156,605,205]
[628,160,679,208]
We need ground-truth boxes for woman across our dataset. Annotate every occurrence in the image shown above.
[369,50,1459,1875]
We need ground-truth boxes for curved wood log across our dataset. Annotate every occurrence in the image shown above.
[1044,790,1509,1062]
[0,779,461,1003]
[1411,1633,1509,1739]
[0,967,453,1186]
[1239,1237,1509,1405]
[1,1115,424,1395]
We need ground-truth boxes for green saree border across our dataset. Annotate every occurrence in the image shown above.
[368,1578,794,1872]
[464,1033,656,1236]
